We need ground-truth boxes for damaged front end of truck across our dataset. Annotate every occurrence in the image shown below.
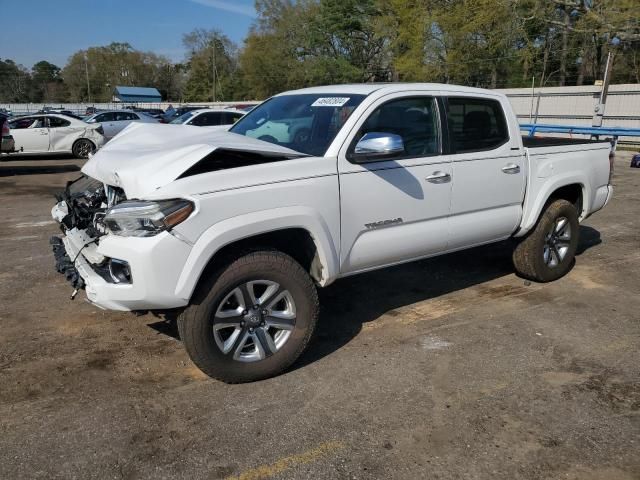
[50,175,126,299]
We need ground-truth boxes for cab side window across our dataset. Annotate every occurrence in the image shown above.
[355,97,440,158]
[115,111,135,121]
[195,112,223,126]
[95,112,116,122]
[10,117,37,129]
[446,97,508,153]
[227,112,243,123]
[48,117,71,128]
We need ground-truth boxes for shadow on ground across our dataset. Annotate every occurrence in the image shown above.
[0,164,81,177]
[148,226,602,372]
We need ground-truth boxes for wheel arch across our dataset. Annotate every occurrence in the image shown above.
[517,176,588,237]
[174,208,340,301]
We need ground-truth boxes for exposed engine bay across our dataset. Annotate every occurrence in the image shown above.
[51,176,127,297]
[53,175,125,236]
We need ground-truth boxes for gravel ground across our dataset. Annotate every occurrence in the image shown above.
[0,153,639,480]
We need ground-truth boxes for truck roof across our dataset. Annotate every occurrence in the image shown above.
[279,83,506,98]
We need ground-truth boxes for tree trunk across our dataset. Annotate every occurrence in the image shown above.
[559,6,570,85]
[577,37,588,86]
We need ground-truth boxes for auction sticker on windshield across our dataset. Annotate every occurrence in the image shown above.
[311,97,350,107]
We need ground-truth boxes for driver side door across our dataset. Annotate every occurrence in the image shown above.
[338,94,452,274]
[10,116,50,153]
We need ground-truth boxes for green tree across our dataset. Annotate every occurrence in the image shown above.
[182,29,238,101]
[62,43,172,102]
[31,61,64,102]
[0,59,32,102]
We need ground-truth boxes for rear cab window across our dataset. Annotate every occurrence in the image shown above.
[446,97,508,153]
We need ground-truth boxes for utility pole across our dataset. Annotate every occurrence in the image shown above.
[529,76,535,122]
[592,52,613,128]
[212,37,216,103]
[84,53,91,103]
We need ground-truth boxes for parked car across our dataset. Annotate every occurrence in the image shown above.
[244,109,312,144]
[124,106,166,119]
[8,114,105,158]
[161,106,207,123]
[85,106,101,116]
[137,108,165,119]
[50,83,614,383]
[1,112,15,154]
[169,108,244,127]
[84,110,158,140]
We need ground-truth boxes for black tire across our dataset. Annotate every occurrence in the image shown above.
[178,250,319,383]
[513,199,579,282]
[72,139,95,159]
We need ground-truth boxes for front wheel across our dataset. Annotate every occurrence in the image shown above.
[513,199,580,282]
[178,251,319,383]
[72,139,95,159]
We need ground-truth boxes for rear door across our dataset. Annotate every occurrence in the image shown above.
[94,112,117,138]
[10,116,50,153]
[338,93,452,274]
[111,111,137,134]
[47,116,75,152]
[444,95,526,249]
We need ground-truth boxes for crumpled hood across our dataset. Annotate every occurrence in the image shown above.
[81,122,302,198]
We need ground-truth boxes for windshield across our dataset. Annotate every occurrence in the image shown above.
[170,111,197,124]
[230,93,366,156]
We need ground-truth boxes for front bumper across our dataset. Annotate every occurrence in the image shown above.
[50,228,192,311]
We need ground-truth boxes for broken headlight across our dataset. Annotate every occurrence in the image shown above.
[103,199,194,237]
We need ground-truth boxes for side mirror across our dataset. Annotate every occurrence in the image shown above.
[351,132,404,162]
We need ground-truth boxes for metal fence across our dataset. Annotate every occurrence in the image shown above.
[497,83,640,147]
[0,101,260,116]
[2,84,639,146]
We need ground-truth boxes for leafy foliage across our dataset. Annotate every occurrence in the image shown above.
[1,0,638,103]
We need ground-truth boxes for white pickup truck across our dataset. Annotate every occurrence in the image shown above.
[50,83,613,383]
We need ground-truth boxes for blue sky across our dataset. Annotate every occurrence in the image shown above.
[0,0,256,69]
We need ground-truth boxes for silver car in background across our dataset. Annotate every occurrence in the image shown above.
[85,110,159,140]
[169,108,245,127]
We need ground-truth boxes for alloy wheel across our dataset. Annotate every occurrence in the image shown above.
[543,216,571,268]
[212,280,296,362]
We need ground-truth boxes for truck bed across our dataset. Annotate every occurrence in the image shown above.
[522,136,609,148]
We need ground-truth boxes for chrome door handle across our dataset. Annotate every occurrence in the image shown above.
[502,163,520,174]
[426,171,451,183]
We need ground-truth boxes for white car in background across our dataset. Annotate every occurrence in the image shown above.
[85,110,158,140]
[8,114,105,158]
[169,108,245,127]
[245,110,313,144]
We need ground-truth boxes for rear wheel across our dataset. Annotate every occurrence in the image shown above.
[178,251,319,383]
[513,199,579,282]
[72,139,95,159]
